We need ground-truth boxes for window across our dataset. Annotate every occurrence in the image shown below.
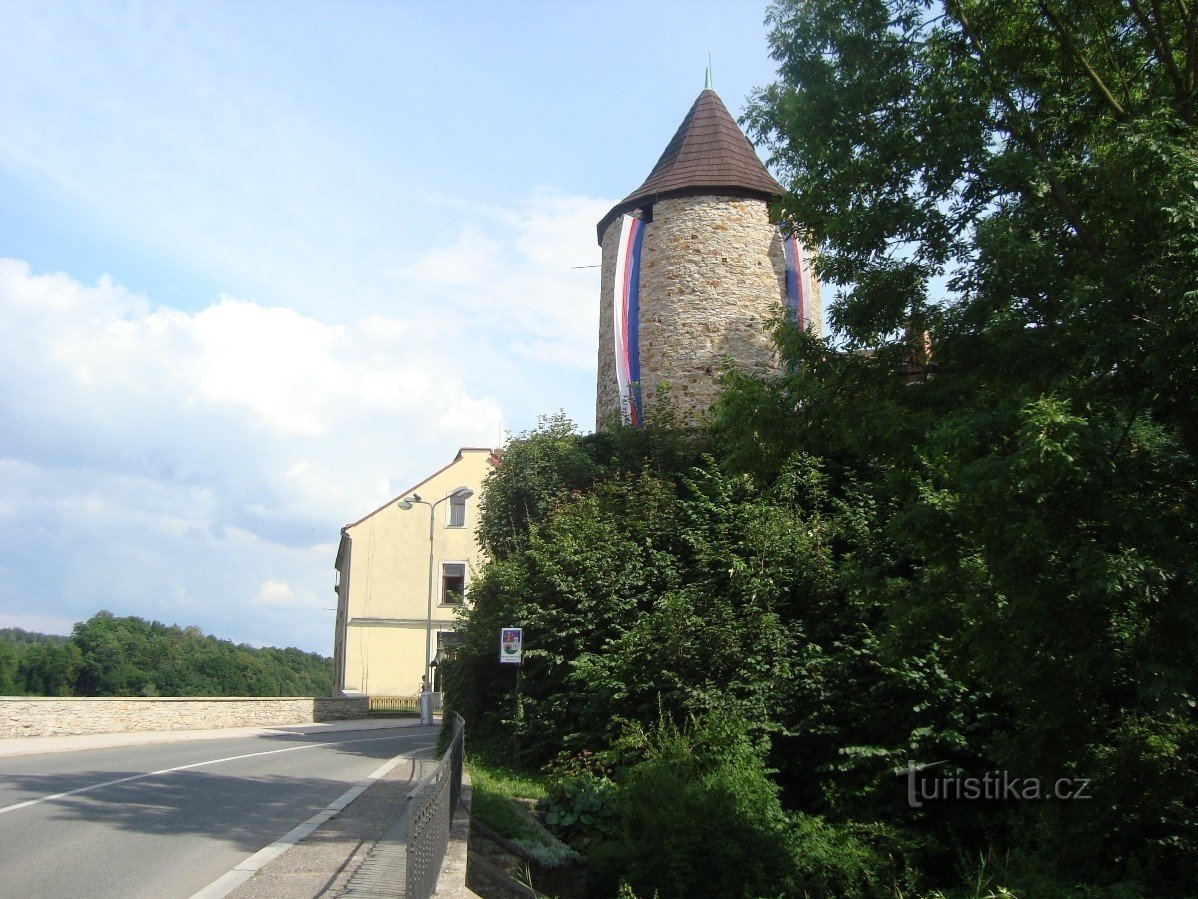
[448,493,467,527]
[441,562,466,604]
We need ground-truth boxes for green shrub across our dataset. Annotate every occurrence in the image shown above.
[586,715,799,899]
[789,814,920,897]
[467,758,581,869]
[543,772,619,846]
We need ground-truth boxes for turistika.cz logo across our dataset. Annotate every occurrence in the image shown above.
[900,761,1092,808]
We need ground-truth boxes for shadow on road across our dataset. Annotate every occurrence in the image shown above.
[0,728,437,853]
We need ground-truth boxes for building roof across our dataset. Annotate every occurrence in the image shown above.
[597,88,783,241]
[341,447,499,532]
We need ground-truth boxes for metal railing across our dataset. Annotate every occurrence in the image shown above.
[368,695,420,715]
[405,712,465,899]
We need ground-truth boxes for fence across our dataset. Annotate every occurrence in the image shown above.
[405,711,465,899]
[368,695,421,715]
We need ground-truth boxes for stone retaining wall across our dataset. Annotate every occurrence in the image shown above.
[0,696,369,739]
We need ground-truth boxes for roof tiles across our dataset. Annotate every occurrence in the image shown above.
[597,89,782,241]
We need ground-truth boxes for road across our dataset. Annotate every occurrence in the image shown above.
[0,723,437,898]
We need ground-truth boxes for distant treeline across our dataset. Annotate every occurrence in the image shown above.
[0,611,332,697]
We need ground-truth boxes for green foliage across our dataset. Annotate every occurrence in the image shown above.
[476,412,604,559]
[788,813,921,899]
[584,715,803,899]
[718,0,1198,891]
[748,0,1198,459]
[467,758,581,869]
[0,628,73,695]
[448,4,1198,894]
[446,417,803,764]
[543,771,619,845]
[450,388,1196,892]
[0,627,68,645]
[0,613,332,697]
[17,640,82,696]
[0,639,19,694]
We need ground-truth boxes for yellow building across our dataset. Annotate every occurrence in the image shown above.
[332,447,499,697]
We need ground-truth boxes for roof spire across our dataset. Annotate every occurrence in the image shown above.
[595,85,783,241]
[705,51,713,90]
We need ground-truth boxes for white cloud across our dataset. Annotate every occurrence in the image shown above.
[257,580,313,610]
[0,258,508,650]
[0,257,505,515]
[389,190,608,371]
[0,188,607,653]
[0,184,613,656]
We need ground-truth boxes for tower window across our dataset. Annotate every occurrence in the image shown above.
[639,204,654,223]
[441,562,466,604]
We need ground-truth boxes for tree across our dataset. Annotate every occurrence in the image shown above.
[733,0,1198,887]
[57,612,333,697]
[0,639,23,694]
[748,0,1198,455]
[18,641,82,696]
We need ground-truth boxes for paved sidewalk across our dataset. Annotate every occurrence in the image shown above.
[222,750,431,899]
[0,717,424,758]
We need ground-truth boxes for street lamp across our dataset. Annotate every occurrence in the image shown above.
[398,486,473,722]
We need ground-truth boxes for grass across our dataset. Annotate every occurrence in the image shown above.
[468,756,549,802]
[468,757,581,869]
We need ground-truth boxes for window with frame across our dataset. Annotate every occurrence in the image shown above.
[441,562,466,604]
[448,493,467,527]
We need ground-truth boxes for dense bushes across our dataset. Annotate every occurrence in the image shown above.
[586,716,801,899]
[444,402,1196,895]
[446,0,1198,888]
[0,612,332,697]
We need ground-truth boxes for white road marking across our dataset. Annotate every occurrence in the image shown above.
[189,745,437,899]
[0,732,427,816]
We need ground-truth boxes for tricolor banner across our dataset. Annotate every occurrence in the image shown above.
[782,230,813,330]
[612,215,645,426]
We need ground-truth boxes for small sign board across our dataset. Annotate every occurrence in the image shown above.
[499,627,523,664]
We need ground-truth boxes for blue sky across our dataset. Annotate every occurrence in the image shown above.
[0,1,783,654]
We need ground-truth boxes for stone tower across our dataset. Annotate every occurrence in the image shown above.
[595,83,820,427]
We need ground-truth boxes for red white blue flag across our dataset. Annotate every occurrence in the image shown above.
[613,215,645,426]
[782,231,813,330]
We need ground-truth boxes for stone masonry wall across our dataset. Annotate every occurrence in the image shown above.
[596,195,821,427]
[0,696,369,739]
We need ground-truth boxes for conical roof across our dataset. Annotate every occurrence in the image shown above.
[597,88,783,241]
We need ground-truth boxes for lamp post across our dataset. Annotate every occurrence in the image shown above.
[398,485,473,723]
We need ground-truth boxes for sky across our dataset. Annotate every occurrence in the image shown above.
[0,0,784,654]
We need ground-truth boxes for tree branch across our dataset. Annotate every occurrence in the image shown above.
[1109,394,1146,461]
[1036,1,1127,119]
[1186,2,1198,101]
[1126,0,1189,103]
[1101,29,1136,109]
[946,1,1105,261]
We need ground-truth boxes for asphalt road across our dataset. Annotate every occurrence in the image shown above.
[0,724,437,898]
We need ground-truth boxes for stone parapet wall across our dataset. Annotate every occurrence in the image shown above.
[596,195,820,428]
[0,696,369,739]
